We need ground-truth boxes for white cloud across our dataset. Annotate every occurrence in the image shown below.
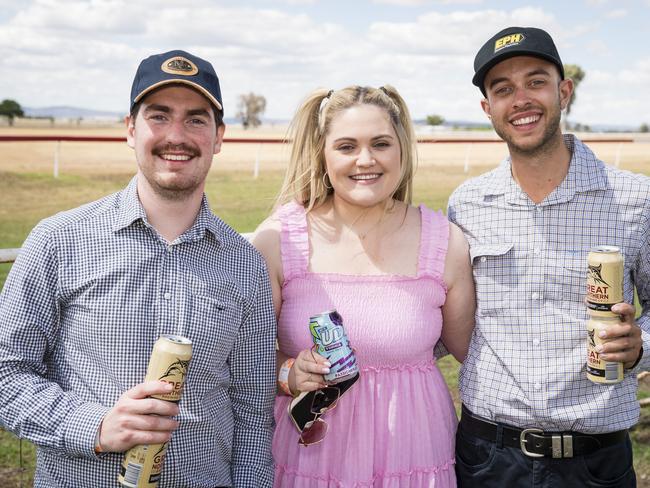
[585,0,608,6]
[436,0,484,4]
[605,9,627,18]
[0,2,646,127]
[372,0,430,5]
[568,59,650,126]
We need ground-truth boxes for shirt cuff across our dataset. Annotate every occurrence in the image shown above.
[63,402,109,458]
[634,330,650,372]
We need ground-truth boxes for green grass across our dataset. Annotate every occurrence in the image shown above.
[1,166,649,486]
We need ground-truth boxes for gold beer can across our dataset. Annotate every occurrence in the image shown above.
[586,313,623,384]
[586,246,624,316]
[118,335,192,488]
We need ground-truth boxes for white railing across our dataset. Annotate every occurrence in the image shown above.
[0,248,20,263]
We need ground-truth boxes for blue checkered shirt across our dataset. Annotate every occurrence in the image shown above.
[0,177,276,487]
[448,135,650,433]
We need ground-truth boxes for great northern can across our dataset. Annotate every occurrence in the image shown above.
[586,246,624,315]
[309,310,358,384]
[586,313,624,384]
[118,335,192,488]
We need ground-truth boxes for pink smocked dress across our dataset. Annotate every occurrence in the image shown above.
[273,202,457,487]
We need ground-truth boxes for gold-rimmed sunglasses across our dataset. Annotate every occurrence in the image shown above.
[288,372,359,447]
[298,386,340,446]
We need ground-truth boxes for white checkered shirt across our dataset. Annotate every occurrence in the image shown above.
[0,177,276,487]
[448,135,650,433]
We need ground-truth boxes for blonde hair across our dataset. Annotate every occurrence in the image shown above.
[276,85,417,211]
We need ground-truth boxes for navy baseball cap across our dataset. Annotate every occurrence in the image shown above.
[130,49,223,112]
[472,27,564,96]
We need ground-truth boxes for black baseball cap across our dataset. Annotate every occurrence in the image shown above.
[130,49,223,113]
[472,27,564,96]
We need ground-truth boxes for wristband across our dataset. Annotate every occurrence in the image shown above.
[94,423,104,454]
[278,358,296,396]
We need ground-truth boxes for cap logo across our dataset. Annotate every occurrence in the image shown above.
[494,33,525,53]
[161,56,198,76]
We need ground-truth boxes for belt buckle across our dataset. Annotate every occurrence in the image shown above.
[520,428,544,457]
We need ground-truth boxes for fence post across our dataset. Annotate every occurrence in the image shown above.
[253,143,261,179]
[53,140,61,178]
[463,143,472,173]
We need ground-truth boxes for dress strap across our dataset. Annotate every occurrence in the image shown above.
[278,201,310,281]
[417,204,449,283]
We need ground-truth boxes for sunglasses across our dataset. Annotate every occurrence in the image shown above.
[288,372,359,447]
[298,387,340,446]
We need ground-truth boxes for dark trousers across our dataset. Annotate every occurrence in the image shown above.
[455,416,637,487]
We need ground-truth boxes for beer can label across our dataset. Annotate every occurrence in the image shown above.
[586,317,623,384]
[586,246,623,312]
[146,335,192,402]
[119,442,168,488]
[309,310,359,383]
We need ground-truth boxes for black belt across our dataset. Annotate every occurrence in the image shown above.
[460,405,628,459]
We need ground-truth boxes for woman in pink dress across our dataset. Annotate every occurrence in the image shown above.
[252,85,475,487]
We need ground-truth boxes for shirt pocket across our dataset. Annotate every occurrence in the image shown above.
[471,243,516,316]
[557,251,588,305]
[188,280,243,373]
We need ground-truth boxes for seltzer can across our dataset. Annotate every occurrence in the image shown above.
[309,310,358,384]
[586,246,624,316]
[586,313,624,384]
[118,335,192,488]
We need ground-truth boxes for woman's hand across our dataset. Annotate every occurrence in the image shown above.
[289,348,331,393]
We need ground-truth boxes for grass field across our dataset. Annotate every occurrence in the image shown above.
[0,125,649,486]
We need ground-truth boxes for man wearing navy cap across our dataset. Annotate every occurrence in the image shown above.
[0,50,276,487]
[447,27,649,486]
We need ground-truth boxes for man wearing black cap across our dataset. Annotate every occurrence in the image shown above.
[0,50,276,487]
[447,27,649,486]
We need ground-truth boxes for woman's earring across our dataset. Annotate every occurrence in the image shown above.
[322,172,333,190]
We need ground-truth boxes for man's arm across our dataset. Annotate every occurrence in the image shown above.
[630,212,650,371]
[603,211,650,372]
[229,259,277,487]
[0,225,107,458]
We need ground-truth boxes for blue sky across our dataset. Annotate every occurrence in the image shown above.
[0,0,648,127]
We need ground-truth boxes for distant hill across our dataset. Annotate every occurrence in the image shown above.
[23,106,125,120]
[23,105,242,125]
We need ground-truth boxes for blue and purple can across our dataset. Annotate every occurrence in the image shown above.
[309,310,358,384]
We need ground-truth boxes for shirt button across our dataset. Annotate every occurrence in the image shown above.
[536,207,542,213]
[531,292,539,300]
[534,247,541,255]
[480,257,487,263]
[533,339,540,346]
[163,292,172,300]
[534,383,541,390]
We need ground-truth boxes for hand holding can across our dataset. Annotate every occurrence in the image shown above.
[118,335,192,488]
[309,310,358,384]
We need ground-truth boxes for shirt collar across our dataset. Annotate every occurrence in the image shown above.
[480,134,608,203]
[112,176,222,243]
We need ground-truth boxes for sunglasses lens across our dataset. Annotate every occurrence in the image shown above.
[310,387,340,414]
[299,418,328,446]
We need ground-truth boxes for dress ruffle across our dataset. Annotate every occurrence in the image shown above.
[273,364,457,487]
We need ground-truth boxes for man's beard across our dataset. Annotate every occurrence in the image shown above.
[145,143,207,201]
[493,100,563,159]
